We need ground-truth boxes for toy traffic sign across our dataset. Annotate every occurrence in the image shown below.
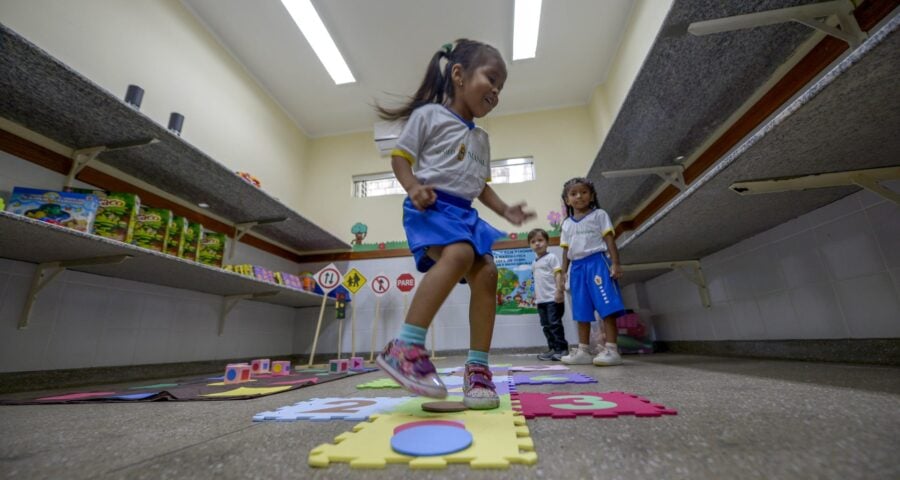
[342,268,367,358]
[371,274,390,297]
[396,273,415,293]
[316,263,342,293]
[309,263,343,367]
[342,268,367,294]
[369,273,390,362]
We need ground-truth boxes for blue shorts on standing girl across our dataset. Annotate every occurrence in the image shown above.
[559,177,626,367]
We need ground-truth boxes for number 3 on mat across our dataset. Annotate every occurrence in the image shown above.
[548,395,616,410]
[304,399,377,414]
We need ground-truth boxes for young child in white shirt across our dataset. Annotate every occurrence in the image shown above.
[529,228,569,360]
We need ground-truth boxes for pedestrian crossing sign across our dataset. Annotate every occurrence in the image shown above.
[342,268,367,294]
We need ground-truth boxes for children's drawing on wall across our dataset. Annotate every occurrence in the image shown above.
[351,222,368,245]
[546,209,563,235]
[494,247,537,315]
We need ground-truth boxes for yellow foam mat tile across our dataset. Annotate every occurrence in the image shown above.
[309,410,535,469]
[390,395,513,416]
[202,386,291,397]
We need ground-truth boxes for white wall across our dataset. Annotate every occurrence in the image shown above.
[291,246,599,356]
[646,186,900,342]
[0,259,297,373]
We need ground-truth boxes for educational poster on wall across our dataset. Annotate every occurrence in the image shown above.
[494,247,537,315]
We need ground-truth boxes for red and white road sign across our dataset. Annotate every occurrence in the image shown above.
[315,263,342,293]
[396,273,416,293]
[371,274,391,297]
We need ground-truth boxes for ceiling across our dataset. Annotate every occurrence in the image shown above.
[591,0,900,285]
[181,0,634,137]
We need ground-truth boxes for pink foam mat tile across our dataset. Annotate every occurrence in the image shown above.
[511,391,677,419]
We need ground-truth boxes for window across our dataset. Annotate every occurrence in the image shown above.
[352,157,535,198]
[490,157,535,184]
[352,172,406,198]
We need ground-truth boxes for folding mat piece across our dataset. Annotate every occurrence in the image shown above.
[254,397,415,422]
[511,392,677,419]
[356,378,401,389]
[508,365,570,372]
[308,411,536,469]
[511,373,598,385]
[1,367,378,404]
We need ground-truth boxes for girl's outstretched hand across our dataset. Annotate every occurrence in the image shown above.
[408,184,437,210]
[503,203,536,226]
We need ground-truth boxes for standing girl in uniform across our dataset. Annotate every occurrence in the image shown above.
[558,177,626,366]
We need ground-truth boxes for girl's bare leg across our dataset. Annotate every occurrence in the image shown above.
[464,254,498,352]
[405,242,474,328]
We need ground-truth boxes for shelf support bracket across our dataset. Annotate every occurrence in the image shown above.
[228,217,288,260]
[730,166,900,205]
[64,138,159,189]
[601,165,687,191]
[688,0,867,48]
[620,260,710,308]
[18,255,132,330]
[219,291,279,335]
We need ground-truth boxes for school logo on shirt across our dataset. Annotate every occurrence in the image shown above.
[594,275,603,286]
[457,143,467,161]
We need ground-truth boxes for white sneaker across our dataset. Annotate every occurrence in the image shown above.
[593,348,623,366]
[561,347,593,365]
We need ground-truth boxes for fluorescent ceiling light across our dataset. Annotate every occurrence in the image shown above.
[513,0,542,60]
[281,0,355,84]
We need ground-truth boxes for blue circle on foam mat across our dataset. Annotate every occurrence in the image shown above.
[390,425,473,456]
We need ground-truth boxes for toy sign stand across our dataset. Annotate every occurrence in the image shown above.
[369,274,391,363]
[342,268,367,358]
[309,263,342,368]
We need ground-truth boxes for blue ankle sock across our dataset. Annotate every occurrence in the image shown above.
[467,350,489,366]
[398,323,427,345]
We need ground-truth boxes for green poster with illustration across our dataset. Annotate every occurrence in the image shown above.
[494,247,537,315]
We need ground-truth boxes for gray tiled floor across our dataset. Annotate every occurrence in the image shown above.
[1,354,899,479]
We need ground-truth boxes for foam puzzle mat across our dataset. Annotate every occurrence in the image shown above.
[308,411,536,469]
[244,364,677,470]
[511,372,598,385]
[512,392,677,419]
[254,397,415,421]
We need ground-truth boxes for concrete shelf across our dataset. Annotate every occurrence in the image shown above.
[0,23,349,253]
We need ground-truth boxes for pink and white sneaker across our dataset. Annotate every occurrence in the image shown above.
[463,363,499,410]
[376,339,447,398]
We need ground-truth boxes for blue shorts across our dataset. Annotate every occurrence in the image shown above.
[569,252,625,322]
[403,190,505,273]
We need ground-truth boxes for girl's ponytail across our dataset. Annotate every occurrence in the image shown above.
[375,39,502,121]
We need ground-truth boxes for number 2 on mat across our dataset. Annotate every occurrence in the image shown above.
[304,399,377,414]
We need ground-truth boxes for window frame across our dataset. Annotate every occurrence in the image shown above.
[351,156,535,198]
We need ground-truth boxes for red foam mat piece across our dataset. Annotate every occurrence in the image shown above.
[511,391,677,419]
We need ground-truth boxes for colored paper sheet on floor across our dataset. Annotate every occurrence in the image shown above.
[203,386,291,398]
[35,392,117,401]
[128,383,179,390]
[0,367,378,404]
